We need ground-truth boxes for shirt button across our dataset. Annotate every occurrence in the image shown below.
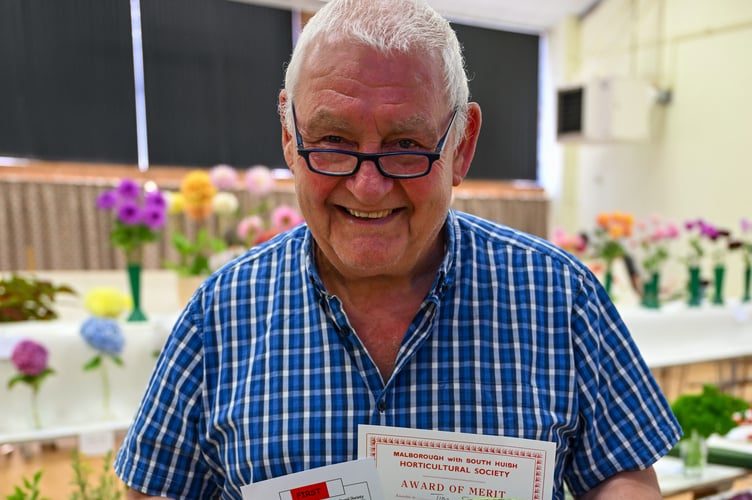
[377,400,387,412]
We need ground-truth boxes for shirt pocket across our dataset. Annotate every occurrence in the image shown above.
[438,381,575,444]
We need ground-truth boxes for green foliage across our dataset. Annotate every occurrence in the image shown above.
[69,450,123,500]
[671,384,749,438]
[4,450,124,500]
[110,221,158,255]
[165,227,226,276]
[82,355,123,372]
[5,470,49,500]
[0,275,76,322]
[82,355,102,371]
[7,368,55,391]
[641,245,669,275]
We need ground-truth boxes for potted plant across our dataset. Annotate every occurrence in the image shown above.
[0,274,76,322]
[671,385,749,475]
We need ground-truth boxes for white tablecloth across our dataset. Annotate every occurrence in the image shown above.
[0,270,183,443]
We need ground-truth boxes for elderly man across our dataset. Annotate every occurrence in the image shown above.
[115,0,681,498]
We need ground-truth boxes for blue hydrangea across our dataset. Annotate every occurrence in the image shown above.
[80,317,125,356]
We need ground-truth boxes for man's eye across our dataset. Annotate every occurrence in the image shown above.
[323,135,344,145]
[396,139,419,149]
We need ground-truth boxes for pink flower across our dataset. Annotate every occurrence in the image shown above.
[244,165,275,196]
[551,227,587,255]
[237,215,264,241]
[209,164,238,190]
[11,339,49,376]
[271,205,304,231]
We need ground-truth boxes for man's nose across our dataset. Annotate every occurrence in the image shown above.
[347,159,393,195]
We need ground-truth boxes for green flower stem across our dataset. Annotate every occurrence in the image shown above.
[101,360,111,418]
[31,385,41,429]
[603,259,614,297]
[744,264,751,303]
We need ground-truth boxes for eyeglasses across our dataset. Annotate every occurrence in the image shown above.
[292,104,457,179]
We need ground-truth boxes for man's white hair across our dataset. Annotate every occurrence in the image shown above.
[281,0,470,137]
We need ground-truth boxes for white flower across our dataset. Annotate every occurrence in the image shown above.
[211,192,239,216]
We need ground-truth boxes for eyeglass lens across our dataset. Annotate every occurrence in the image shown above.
[307,151,430,177]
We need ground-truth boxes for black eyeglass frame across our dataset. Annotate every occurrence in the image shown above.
[292,103,457,179]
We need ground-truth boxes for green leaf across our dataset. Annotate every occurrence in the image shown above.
[7,373,26,389]
[82,355,102,371]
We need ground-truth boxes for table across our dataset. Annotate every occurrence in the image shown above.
[618,301,752,399]
[655,456,748,498]
[0,270,182,444]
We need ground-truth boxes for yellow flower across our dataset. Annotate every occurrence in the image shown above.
[84,287,132,318]
[166,191,185,215]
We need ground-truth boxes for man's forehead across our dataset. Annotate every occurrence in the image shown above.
[298,104,438,135]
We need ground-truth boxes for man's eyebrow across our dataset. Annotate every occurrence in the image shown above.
[306,110,434,136]
[305,110,352,133]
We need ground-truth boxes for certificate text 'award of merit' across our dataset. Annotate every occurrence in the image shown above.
[358,425,555,500]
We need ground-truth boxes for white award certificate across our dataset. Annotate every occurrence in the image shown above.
[358,425,555,500]
[240,457,384,500]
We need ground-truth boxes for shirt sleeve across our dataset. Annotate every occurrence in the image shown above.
[564,274,683,495]
[114,303,218,498]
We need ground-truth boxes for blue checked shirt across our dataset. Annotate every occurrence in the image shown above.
[115,210,681,499]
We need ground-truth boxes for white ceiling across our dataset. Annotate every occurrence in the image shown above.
[232,0,601,33]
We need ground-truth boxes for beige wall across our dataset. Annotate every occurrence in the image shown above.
[543,0,752,295]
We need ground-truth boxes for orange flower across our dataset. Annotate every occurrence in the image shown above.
[596,211,633,240]
[180,170,216,221]
[596,212,611,229]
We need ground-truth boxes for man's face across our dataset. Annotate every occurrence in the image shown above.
[281,41,471,282]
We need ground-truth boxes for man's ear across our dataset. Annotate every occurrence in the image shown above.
[451,102,482,186]
[279,90,296,171]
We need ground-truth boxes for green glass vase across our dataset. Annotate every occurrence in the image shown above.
[687,266,703,307]
[641,272,660,309]
[712,265,725,306]
[126,263,147,321]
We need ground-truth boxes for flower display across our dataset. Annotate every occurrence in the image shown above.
[96,178,168,263]
[740,218,752,266]
[165,164,303,275]
[10,339,51,378]
[551,227,588,258]
[80,316,125,417]
[81,317,126,357]
[180,170,218,221]
[683,218,735,267]
[237,204,304,247]
[7,339,55,428]
[586,211,634,296]
[164,167,237,276]
[633,215,680,276]
[553,212,752,306]
[591,211,634,263]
